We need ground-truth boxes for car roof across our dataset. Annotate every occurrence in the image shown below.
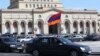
[0,37,16,40]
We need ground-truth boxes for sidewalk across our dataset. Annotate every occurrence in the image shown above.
[75,41,100,53]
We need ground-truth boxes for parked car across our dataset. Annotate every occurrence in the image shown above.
[62,35,84,42]
[0,37,23,52]
[58,35,74,41]
[71,35,84,42]
[84,34,100,41]
[17,35,34,42]
[25,36,91,56]
[1,33,14,37]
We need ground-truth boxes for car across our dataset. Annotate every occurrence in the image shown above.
[25,36,91,56]
[84,34,100,41]
[58,35,74,41]
[71,35,84,42]
[61,35,84,42]
[1,33,14,37]
[17,35,34,42]
[0,37,23,52]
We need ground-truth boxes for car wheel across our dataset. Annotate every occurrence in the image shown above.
[70,51,79,56]
[32,50,39,56]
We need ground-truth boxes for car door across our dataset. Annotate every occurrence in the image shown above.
[50,38,69,55]
[0,39,2,49]
[36,38,52,54]
[0,39,5,51]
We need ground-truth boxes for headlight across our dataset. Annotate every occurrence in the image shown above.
[80,47,86,52]
[10,45,16,47]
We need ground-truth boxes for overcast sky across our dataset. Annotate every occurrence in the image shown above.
[0,0,100,11]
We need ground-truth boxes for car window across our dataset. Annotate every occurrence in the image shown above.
[64,36,69,38]
[37,38,49,45]
[26,37,30,38]
[73,36,76,37]
[59,38,73,44]
[3,38,17,42]
[51,38,61,45]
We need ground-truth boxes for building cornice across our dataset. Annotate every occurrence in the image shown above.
[1,8,98,14]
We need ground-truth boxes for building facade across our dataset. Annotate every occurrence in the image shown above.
[0,0,100,35]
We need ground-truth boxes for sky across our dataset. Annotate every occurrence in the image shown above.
[0,0,100,11]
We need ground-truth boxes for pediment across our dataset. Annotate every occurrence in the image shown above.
[34,8,65,13]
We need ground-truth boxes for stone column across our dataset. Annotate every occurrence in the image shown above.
[84,23,86,34]
[10,22,14,34]
[96,22,98,34]
[18,23,21,35]
[25,24,28,35]
[70,22,73,34]
[34,24,39,34]
[78,22,80,34]
[43,23,49,35]
[2,24,6,34]
[89,22,92,34]
[61,23,66,34]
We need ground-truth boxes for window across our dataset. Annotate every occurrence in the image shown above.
[33,4,35,7]
[39,15,41,18]
[98,23,99,26]
[44,4,46,7]
[37,4,39,7]
[65,15,68,18]
[26,4,28,8]
[37,38,49,45]
[20,0,24,1]
[30,4,32,8]
[55,5,57,7]
[48,5,50,7]
[51,38,61,45]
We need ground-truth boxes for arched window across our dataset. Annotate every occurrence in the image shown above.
[5,22,10,33]
[26,4,28,8]
[13,22,18,34]
[28,22,33,34]
[21,22,26,34]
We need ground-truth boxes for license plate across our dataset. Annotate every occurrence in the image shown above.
[17,47,22,49]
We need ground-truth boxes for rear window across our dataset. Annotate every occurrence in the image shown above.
[3,38,17,42]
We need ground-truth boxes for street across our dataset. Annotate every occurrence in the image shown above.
[0,53,99,56]
[75,41,100,52]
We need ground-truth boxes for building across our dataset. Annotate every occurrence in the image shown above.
[0,0,100,35]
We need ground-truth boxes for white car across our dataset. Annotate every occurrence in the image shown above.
[18,36,34,42]
[72,35,84,42]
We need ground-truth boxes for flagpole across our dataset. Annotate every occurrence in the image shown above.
[57,13,61,36]
[57,23,60,36]
[32,9,34,35]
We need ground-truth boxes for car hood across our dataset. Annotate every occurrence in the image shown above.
[4,42,21,45]
[65,43,88,48]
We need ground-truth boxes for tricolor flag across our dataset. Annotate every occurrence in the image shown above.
[48,12,61,26]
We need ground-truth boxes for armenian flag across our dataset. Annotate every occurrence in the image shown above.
[48,12,61,26]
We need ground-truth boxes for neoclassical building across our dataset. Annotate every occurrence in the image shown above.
[0,0,100,35]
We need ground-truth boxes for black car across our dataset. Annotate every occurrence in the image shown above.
[84,34,100,41]
[25,36,91,56]
[0,37,23,52]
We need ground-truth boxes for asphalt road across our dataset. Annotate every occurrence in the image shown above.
[75,41,100,52]
[0,53,99,56]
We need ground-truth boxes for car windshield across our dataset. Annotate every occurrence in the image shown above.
[59,38,73,44]
[3,38,17,42]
